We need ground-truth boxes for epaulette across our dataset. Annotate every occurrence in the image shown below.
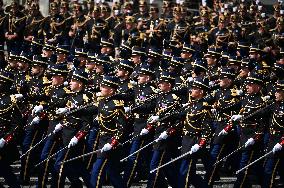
[113,99,124,106]
[85,68,90,73]
[128,82,134,89]
[25,74,31,81]
[83,94,90,103]
[44,85,52,96]
[43,76,51,85]
[230,88,238,97]
[10,95,17,104]
[63,87,73,94]
[203,102,208,106]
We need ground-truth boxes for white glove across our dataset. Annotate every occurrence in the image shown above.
[31,116,41,125]
[262,95,270,101]
[190,144,201,154]
[209,81,215,86]
[101,143,112,152]
[53,123,63,133]
[56,108,69,115]
[236,90,243,96]
[0,138,6,148]
[211,108,217,114]
[63,81,69,86]
[231,115,243,121]
[14,94,23,99]
[68,137,79,148]
[272,143,282,153]
[96,92,102,97]
[147,115,159,123]
[124,107,131,113]
[157,131,168,141]
[140,128,149,136]
[130,80,138,86]
[33,105,43,114]
[182,103,190,107]
[218,129,229,136]
[187,77,194,82]
[245,138,255,148]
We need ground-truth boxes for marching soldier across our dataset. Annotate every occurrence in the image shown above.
[123,65,157,187]
[20,55,50,185]
[146,71,181,188]
[36,64,69,188]
[230,72,270,188]
[208,67,242,185]
[90,75,127,188]
[52,69,94,187]
[178,77,213,188]
[0,70,23,188]
[262,80,284,188]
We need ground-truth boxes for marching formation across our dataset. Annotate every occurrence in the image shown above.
[0,0,284,187]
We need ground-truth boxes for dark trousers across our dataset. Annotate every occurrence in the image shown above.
[147,149,178,188]
[90,156,127,188]
[262,154,284,188]
[0,160,21,188]
[123,138,152,187]
[233,147,263,188]
[85,126,100,171]
[20,127,46,183]
[36,134,62,188]
[51,143,90,188]
[178,148,212,188]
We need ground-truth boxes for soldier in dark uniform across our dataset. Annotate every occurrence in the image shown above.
[90,75,127,188]
[262,80,284,188]
[123,65,157,187]
[100,38,115,58]
[146,71,181,188]
[3,1,26,52]
[178,77,213,188]
[165,5,190,45]
[20,55,50,185]
[42,2,65,43]
[146,47,162,78]
[133,0,149,21]
[36,63,70,188]
[74,47,88,69]
[130,46,146,81]
[208,67,242,185]
[0,70,22,188]
[116,59,135,105]
[55,44,70,65]
[67,3,91,49]
[231,72,270,188]
[42,41,57,65]
[23,2,45,43]
[59,1,71,19]
[204,46,222,87]
[208,15,230,48]
[13,51,32,120]
[52,69,93,188]
[5,50,19,75]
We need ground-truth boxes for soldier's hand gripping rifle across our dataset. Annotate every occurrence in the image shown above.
[214,100,275,166]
